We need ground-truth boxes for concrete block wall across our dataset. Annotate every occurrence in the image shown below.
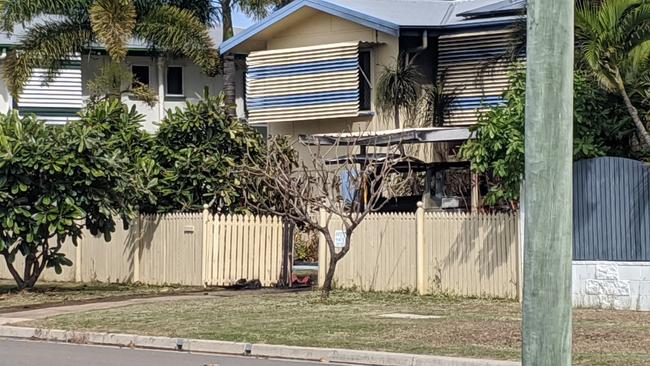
[573,261,650,311]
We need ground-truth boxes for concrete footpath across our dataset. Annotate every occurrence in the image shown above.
[0,295,519,366]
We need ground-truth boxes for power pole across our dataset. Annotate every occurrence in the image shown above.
[523,0,573,364]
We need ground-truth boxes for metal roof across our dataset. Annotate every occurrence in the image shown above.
[457,0,526,18]
[299,127,474,146]
[0,16,236,49]
[220,0,522,54]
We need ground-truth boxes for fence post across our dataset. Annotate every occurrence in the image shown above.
[75,236,82,283]
[201,204,210,288]
[318,207,327,288]
[132,215,142,283]
[416,202,425,295]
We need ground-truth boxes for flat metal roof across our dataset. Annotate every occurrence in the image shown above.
[299,127,474,146]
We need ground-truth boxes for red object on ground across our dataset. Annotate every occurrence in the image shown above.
[291,273,311,286]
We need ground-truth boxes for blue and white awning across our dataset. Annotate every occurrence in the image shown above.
[246,42,361,125]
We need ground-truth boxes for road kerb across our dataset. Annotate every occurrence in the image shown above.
[0,325,520,366]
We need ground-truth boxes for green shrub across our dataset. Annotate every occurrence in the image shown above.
[0,111,131,289]
[146,91,266,214]
[461,68,636,207]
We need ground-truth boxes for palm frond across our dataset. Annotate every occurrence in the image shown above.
[420,69,459,127]
[90,0,136,62]
[135,5,221,76]
[4,19,92,98]
[235,0,274,20]
[375,55,421,117]
[0,0,90,32]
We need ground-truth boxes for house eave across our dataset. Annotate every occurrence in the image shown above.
[219,0,400,55]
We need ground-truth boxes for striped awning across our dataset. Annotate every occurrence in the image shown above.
[17,56,83,124]
[438,29,522,126]
[246,42,360,125]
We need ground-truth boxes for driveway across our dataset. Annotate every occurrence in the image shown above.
[0,339,335,366]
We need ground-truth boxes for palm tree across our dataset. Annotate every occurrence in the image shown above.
[0,0,221,99]
[376,55,421,130]
[576,0,650,147]
[216,0,289,116]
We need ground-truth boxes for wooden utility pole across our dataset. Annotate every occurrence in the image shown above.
[523,0,574,364]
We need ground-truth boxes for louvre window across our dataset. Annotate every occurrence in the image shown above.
[245,42,361,125]
[437,29,522,126]
[17,57,83,125]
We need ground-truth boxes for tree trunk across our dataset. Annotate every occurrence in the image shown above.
[2,243,50,291]
[394,105,407,156]
[2,253,25,290]
[617,81,650,148]
[223,54,237,117]
[221,0,237,117]
[320,254,339,299]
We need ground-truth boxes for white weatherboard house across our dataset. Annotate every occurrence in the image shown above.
[0,23,244,131]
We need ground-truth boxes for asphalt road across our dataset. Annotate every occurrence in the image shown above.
[0,339,333,366]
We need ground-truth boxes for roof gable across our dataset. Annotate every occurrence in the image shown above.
[220,0,400,54]
[220,0,522,54]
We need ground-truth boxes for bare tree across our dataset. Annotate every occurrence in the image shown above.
[244,135,411,299]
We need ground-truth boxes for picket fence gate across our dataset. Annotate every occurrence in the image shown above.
[0,208,290,287]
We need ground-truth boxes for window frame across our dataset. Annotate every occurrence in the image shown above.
[131,64,151,88]
[358,49,373,112]
[165,65,185,97]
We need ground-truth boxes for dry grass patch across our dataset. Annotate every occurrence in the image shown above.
[23,291,650,365]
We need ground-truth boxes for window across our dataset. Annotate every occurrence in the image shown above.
[166,66,184,96]
[358,50,372,111]
[131,65,150,87]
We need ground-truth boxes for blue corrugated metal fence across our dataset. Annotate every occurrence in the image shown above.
[573,157,650,261]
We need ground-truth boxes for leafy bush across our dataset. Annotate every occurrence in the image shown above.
[0,111,131,289]
[145,91,266,214]
[461,68,636,207]
[77,99,159,213]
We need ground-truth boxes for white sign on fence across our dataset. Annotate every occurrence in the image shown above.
[335,230,346,248]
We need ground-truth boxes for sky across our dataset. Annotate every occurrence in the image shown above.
[233,10,257,29]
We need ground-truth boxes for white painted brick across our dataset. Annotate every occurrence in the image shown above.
[617,266,642,280]
[604,281,631,296]
[585,280,603,295]
[628,281,641,296]
[637,296,650,311]
[639,266,650,281]
[613,297,633,310]
[638,282,650,296]
[596,264,619,280]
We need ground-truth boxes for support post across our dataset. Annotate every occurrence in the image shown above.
[201,204,210,288]
[416,202,425,295]
[157,58,166,122]
[523,0,574,364]
[317,207,327,288]
[471,173,481,213]
[74,236,82,283]
[132,215,142,283]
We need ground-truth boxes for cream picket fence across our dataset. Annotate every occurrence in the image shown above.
[0,210,287,287]
[203,214,285,287]
[320,207,521,299]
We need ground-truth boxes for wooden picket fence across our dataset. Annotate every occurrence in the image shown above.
[319,207,521,299]
[0,210,289,287]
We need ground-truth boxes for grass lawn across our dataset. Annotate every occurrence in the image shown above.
[23,290,650,365]
[0,280,202,312]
